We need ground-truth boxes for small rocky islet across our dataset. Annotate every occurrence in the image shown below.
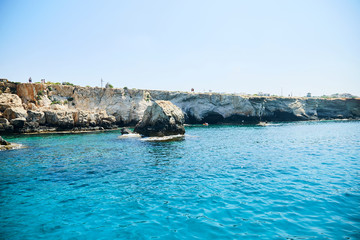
[134,100,185,137]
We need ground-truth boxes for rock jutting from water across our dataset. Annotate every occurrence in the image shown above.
[120,127,133,135]
[0,136,10,146]
[0,136,23,151]
[134,100,185,137]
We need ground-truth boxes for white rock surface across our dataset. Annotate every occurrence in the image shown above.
[0,83,359,134]
[134,100,185,137]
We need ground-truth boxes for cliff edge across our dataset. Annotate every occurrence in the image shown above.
[0,82,359,133]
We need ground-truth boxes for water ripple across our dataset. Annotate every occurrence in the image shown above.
[0,121,360,239]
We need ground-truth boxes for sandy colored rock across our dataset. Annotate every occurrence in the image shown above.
[134,100,185,137]
[44,110,75,129]
[0,82,359,134]
[16,83,46,104]
[3,107,28,120]
[27,110,46,124]
[0,93,23,111]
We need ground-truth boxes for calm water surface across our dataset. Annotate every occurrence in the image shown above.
[0,121,360,239]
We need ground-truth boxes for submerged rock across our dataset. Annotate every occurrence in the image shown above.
[134,100,185,137]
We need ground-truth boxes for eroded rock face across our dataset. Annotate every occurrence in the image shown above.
[27,110,46,124]
[134,100,185,137]
[3,107,28,120]
[10,117,26,128]
[44,110,75,129]
[1,82,360,134]
[0,93,23,111]
[0,85,118,133]
[12,82,360,125]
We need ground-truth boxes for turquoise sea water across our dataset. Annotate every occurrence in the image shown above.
[0,121,360,239]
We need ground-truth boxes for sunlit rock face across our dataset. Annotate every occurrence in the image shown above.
[0,82,359,133]
[1,84,117,133]
[134,100,185,137]
[149,92,360,123]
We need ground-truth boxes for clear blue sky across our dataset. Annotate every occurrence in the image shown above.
[1,0,359,96]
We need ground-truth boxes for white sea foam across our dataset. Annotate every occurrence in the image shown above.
[118,133,142,139]
[140,135,185,142]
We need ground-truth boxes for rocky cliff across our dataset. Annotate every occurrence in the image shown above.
[134,100,185,137]
[0,82,359,133]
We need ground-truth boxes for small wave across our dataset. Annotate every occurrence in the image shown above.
[118,133,142,139]
[141,135,185,142]
[0,143,26,151]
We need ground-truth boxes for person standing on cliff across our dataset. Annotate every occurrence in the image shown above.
[28,77,32,83]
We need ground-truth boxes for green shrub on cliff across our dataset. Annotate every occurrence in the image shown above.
[62,82,74,86]
[67,97,74,101]
[51,100,61,105]
[36,91,44,100]
[47,81,61,85]
[105,83,114,88]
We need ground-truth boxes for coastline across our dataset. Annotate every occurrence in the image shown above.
[2,118,358,137]
[1,81,359,135]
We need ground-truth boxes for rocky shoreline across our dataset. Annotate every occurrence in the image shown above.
[0,136,24,151]
[1,81,359,135]
[0,82,118,134]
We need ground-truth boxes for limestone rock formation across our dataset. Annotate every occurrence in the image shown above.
[10,117,26,128]
[0,89,117,133]
[0,93,23,111]
[3,107,28,121]
[0,81,359,135]
[13,82,360,126]
[134,100,185,137]
[27,110,46,124]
